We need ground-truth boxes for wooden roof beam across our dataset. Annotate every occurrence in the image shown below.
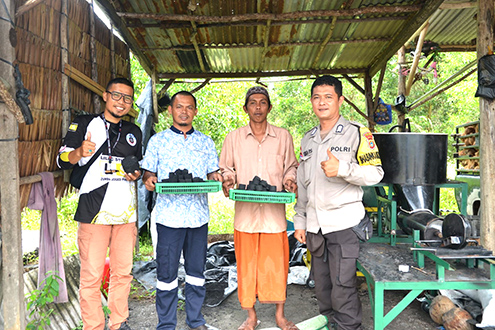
[118,5,422,23]
[157,68,365,79]
[368,0,445,77]
[141,38,390,51]
[127,15,407,29]
[96,0,154,76]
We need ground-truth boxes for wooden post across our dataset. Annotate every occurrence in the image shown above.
[89,0,100,113]
[0,1,26,328]
[61,0,70,135]
[364,71,375,132]
[110,25,116,79]
[405,23,429,96]
[151,69,159,123]
[478,0,495,252]
[397,46,406,128]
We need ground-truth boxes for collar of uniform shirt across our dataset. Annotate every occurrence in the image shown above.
[170,125,194,139]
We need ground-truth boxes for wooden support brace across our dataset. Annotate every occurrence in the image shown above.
[191,78,211,94]
[344,96,376,126]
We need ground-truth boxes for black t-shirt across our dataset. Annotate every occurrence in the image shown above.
[57,114,143,224]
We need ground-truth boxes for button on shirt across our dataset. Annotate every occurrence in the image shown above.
[141,127,219,228]
[219,123,298,233]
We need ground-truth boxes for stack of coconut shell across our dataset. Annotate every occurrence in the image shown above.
[459,124,479,170]
[429,295,475,330]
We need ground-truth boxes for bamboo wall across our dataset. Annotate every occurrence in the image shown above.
[13,0,131,210]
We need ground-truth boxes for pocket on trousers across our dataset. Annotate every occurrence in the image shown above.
[337,243,359,287]
[156,244,171,280]
[77,224,93,260]
[306,232,326,258]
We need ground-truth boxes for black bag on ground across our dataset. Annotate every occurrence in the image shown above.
[475,54,495,100]
[352,213,373,242]
[69,143,105,189]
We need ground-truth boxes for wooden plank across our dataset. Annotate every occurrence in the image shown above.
[64,64,138,118]
[0,1,25,328]
[478,0,495,253]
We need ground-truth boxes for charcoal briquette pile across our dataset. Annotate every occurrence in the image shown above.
[238,176,279,192]
[160,169,204,183]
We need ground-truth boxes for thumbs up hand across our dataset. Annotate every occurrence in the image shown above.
[320,148,339,177]
[79,131,97,158]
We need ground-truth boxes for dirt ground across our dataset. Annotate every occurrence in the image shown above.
[126,277,438,330]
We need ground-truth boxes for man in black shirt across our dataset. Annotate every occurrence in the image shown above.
[57,78,142,330]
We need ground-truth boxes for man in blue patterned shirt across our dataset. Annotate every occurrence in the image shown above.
[142,91,222,330]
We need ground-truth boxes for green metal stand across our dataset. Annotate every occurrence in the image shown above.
[367,181,468,246]
[357,242,495,330]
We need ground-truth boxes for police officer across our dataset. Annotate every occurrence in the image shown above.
[293,75,383,330]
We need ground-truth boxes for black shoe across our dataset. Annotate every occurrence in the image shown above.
[117,321,132,330]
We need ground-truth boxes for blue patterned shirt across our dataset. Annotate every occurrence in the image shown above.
[141,126,219,228]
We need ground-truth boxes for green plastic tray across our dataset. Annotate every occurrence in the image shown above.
[155,180,221,194]
[229,189,295,204]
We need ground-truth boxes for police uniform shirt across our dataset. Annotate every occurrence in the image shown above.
[293,116,384,235]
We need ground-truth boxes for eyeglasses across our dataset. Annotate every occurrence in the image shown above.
[106,90,134,104]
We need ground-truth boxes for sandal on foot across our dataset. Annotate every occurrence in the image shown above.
[278,320,299,330]
[238,319,261,330]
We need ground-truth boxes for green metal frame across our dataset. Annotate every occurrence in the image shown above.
[368,181,468,246]
[357,180,479,329]
[357,240,495,330]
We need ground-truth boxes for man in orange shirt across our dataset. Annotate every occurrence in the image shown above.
[219,86,298,330]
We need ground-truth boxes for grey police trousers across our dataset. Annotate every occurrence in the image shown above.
[307,228,362,330]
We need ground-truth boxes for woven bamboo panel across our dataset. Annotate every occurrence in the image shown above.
[68,21,91,61]
[18,140,61,177]
[16,3,61,45]
[115,38,130,62]
[15,29,61,71]
[17,64,62,110]
[69,83,94,114]
[19,110,63,142]
[68,0,90,33]
[94,17,110,49]
[96,41,111,71]
[97,66,112,88]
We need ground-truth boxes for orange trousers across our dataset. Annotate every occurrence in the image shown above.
[234,230,289,309]
[78,222,137,330]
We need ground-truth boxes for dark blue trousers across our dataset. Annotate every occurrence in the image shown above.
[155,223,208,330]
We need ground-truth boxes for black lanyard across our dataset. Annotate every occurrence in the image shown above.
[101,114,121,163]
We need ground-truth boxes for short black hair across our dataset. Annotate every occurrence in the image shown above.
[106,77,134,93]
[170,91,197,108]
[311,75,343,98]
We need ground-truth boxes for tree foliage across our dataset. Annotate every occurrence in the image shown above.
[131,51,479,161]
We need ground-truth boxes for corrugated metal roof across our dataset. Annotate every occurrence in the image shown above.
[96,0,481,80]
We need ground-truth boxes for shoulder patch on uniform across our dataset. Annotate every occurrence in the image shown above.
[126,133,137,147]
[305,126,318,136]
[357,127,382,166]
[68,123,78,132]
